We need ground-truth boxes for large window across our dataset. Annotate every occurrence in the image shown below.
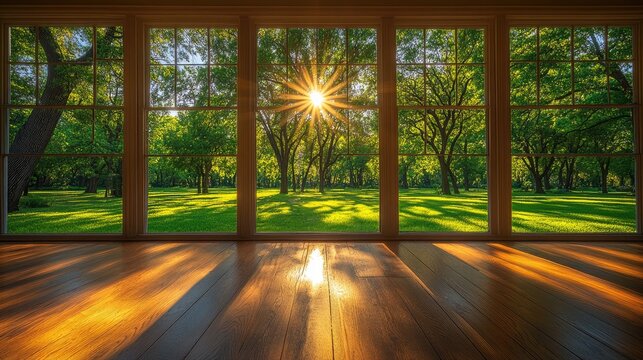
[6,26,124,233]
[255,27,379,232]
[396,27,488,232]
[0,15,640,238]
[510,26,636,232]
[146,27,238,232]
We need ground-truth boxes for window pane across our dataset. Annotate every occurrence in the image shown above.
[210,28,238,64]
[574,61,608,104]
[9,65,36,105]
[399,155,488,232]
[9,27,36,62]
[539,62,572,105]
[349,110,378,155]
[396,29,424,64]
[512,156,636,233]
[257,28,287,64]
[6,25,124,234]
[150,65,175,107]
[574,27,606,61]
[97,27,123,59]
[7,157,123,233]
[348,28,376,64]
[96,61,124,106]
[608,27,632,60]
[510,62,537,105]
[150,28,175,65]
[348,65,377,105]
[256,155,379,232]
[397,65,424,106]
[609,62,633,104]
[177,28,208,64]
[147,156,237,232]
[539,27,571,60]
[510,27,537,61]
[148,110,237,155]
[256,26,379,233]
[457,28,484,63]
[425,29,455,63]
[397,27,488,232]
[176,65,208,106]
[510,25,636,234]
[210,65,237,106]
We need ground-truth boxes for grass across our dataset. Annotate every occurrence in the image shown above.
[512,190,636,233]
[6,187,637,234]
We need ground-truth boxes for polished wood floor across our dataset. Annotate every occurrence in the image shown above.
[0,242,641,359]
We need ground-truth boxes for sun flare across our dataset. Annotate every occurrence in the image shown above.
[309,90,325,107]
[276,64,349,124]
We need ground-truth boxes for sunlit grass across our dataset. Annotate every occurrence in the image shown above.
[6,188,637,234]
[512,190,636,233]
[256,188,380,232]
[400,189,489,232]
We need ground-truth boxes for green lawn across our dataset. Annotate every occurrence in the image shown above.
[512,190,636,233]
[6,187,637,234]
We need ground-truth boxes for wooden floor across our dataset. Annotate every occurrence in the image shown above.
[0,242,641,359]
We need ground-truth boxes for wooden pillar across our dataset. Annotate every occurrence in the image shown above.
[237,17,256,239]
[379,17,398,238]
[636,20,643,234]
[0,22,6,234]
[123,15,138,238]
[494,15,512,239]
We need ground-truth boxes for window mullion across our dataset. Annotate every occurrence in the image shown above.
[380,17,398,237]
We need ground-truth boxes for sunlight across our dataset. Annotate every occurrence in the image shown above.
[309,90,325,107]
[303,248,325,287]
[276,64,349,125]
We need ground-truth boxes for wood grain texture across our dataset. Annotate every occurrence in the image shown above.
[0,241,641,360]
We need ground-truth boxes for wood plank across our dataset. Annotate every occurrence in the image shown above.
[281,244,334,360]
[482,243,643,325]
[405,242,629,360]
[119,243,272,360]
[328,243,438,360]
[0,242,232,360]
[185,243,308,360]
[414,242,642,359]
[1,241,641,360]
[514,243,642,292]
[394,244,540,360]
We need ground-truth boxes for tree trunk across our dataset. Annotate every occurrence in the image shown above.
[448,167,460,194]
[438,158,451,195]
[201,170,210,194]
[400,165,409,189]
[599,159,611,194]
[533,174,545,194]
[279,162,289,194]
[85,176,99,194]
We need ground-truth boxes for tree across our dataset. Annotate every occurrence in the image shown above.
[8,27,120,211]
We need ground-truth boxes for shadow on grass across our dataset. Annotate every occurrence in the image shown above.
[6,187,637,233]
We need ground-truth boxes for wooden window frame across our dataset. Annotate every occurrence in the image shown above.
[0,6,641,242]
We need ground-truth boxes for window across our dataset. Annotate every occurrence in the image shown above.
[6,26,124,233]
[396,27,488,232]
[510,26,636,232]
[146,27,238,232]
[0,14,640,239]
[256,27,379,232]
